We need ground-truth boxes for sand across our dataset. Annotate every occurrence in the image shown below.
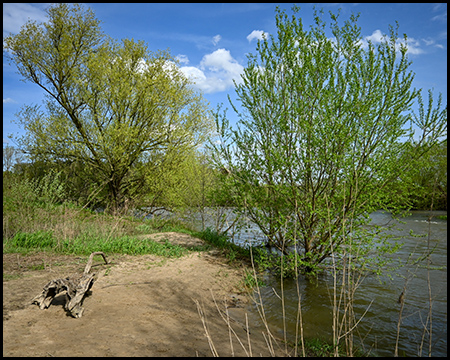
[3,232,290,357]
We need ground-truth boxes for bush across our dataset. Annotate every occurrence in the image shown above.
[252,247,321,278]
[31,169,67,206]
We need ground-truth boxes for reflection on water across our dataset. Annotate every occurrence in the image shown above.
[183,209,447,357]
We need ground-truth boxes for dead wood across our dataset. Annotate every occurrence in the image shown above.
[31,252,108,318]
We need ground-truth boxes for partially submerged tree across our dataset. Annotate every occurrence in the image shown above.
[211,6,447,275]
[4,3,213,212]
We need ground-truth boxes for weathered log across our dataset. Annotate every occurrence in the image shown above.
[83,251,108,274]
[31,252,108,318]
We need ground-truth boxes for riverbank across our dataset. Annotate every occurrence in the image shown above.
[3,232,290,357]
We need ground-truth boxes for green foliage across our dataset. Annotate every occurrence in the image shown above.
[3,172,131,241]
[241,269,266,289]
[303,337,336,357]
[31,169,67,205]
[2,171,207,259]
[3,172,54,239]
[4,3,213,213]
[3,230,189,258]
[301,337,356,357]
[136,148,219,216]
[252,247,322,278]
[196,227,229,246]
[195,227,251,260]
[408,139,447,210]
[210,6,447,277]
[6,231,55,251]
[3,145,24,172]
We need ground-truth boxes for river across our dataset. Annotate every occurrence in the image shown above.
[150,208,447,356]
[248,211,447,357]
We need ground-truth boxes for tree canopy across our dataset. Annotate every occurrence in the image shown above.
[211,6,447,275]
[4,3,213,212]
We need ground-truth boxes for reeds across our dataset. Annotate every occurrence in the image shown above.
[195,190,442,357]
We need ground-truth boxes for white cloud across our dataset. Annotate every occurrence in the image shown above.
[422,38,435,46]
[3,98,15,104]
[179,66,206,82]
[400,37,424,55]
[179,48,244,94]
[2,3,48,37]
[362,30,424,55]
[175,54,189,65]
[200,49,242,74]
[422,37,445,50]
[212,34,221,46]
[247,30,267,43]
[364,29,386,44]
[431,10,447,22]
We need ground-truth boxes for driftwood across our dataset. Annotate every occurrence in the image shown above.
[31,252,108,318]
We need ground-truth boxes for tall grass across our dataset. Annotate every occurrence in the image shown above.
[3,173,196,258]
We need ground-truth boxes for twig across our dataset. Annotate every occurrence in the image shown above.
[194,298,219,357]
[338,299,374,341]
[246,312,252,357]
[209,291,249,356]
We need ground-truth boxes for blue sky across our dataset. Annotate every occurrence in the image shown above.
[3,3,447,147]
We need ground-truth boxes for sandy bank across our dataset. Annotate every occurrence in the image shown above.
[3,232,289,357]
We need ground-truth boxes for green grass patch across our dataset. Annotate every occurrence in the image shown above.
[194,227,251,258]
[4,231,56,253]
[3,230,189,258]
[298,337,367,357]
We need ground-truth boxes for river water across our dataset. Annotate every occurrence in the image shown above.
[247,211,447,357]
[150,208,447,356]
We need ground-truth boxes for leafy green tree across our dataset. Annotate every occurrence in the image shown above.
[211,7,447,274]
[408,138,447,210]
[134,146,202,216]
[4,3,213,212]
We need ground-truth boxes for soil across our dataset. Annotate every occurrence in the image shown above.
[3,232,290,357]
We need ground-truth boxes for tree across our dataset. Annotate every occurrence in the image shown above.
[408,138,447,210]
[211,6,447,275]
[3,145,24,172]
[4,3,213,212]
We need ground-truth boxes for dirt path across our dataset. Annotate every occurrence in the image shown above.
[3,232,289,357]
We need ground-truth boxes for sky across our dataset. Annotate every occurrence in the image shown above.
[2,3,448,148]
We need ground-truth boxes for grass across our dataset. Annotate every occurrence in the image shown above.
[3,173,376,357]
[193,227,254,262]
[3,172,263,265]
[2,173,203,258]
[298,337,359,357]
[3,230,190,258]
[2,173,256,262]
